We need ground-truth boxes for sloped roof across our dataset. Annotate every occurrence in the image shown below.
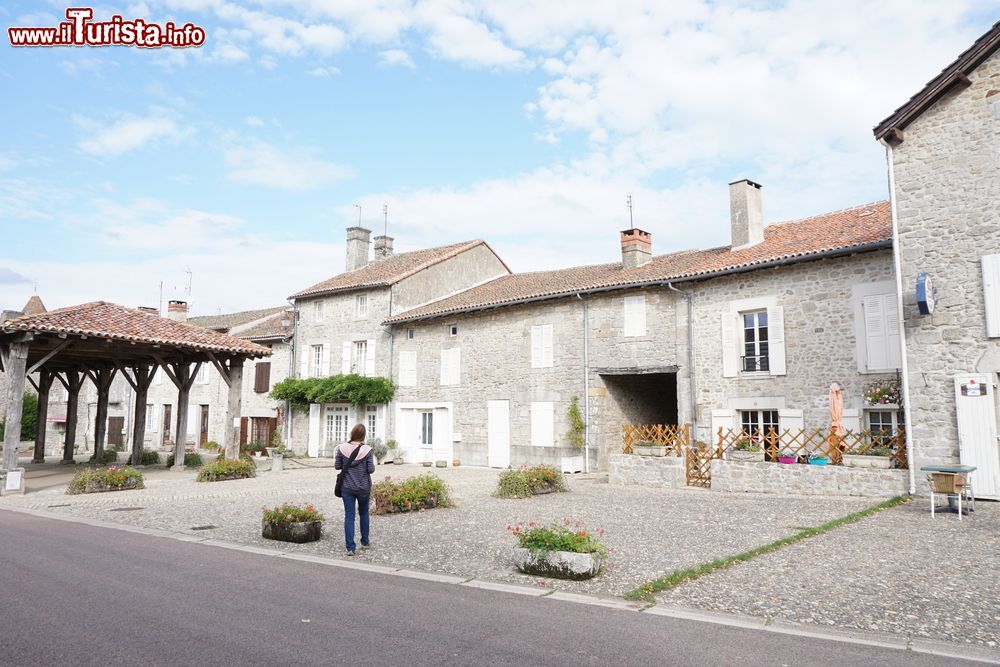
[2,301,270,357]
[238,310,294,342]
[188,306,286,331]
[874,20,1000,140]
[22,295,46,316]
[386,201,891,324]
[290,240,504,299]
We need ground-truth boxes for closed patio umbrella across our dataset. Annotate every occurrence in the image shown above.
[829,382,844,459]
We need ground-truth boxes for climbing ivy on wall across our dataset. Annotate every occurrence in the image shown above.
[269,375,395,409]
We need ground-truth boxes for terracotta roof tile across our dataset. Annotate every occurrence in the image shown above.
[2,301,270,357]
[238,310,294,342]
[188,306,286,331]
[386,201,891,324]
[290,240,494,299]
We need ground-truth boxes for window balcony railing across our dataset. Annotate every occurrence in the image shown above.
[741,355,770,373]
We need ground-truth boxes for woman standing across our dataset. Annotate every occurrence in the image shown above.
[335,424,375,555]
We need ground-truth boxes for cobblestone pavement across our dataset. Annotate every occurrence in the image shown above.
[3,462,870,599]
[657,500,1000,649]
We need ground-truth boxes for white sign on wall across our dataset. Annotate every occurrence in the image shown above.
[5,470,22,491]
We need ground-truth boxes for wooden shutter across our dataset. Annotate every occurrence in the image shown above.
[711,409,735,447]
[149,404,159,432]
[399,351,417,387]
[307,404,321,457]
[365,338,376,376]
[530,402,554,446]
[624,295,646,337]
[299,345,310,378]
[542,325,553,367]
[440,348,450,385]
[530,325,543,368]
[321,343,331,377]
[267,417,278,447]
[983,254,1000,337]
[255,362,271,393]
[777,408,803,434]
[863,295,888,370]
[239,417,248,446]
[841,408,861,434]
[341,341,351,375]
[767,305,786,376]
[450,348,461,385]
[885,297,902,369]
[721,310,738,378]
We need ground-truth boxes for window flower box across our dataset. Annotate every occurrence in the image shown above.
[843,454,892,469]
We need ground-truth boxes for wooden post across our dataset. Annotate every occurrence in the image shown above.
[172,364,192,470]
[89,368,116,463]
[32,370,53,463]
[129,365,153,466]
[61,371,83,464]
[2,341,29,473]
[223,358,244,461]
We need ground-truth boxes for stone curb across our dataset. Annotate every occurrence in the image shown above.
[4,505,999,665]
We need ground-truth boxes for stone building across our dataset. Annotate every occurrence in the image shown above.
[874,20,1000,497]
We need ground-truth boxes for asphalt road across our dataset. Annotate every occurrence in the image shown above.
[0,510,982,667]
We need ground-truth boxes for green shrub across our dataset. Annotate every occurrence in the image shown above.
[242,441,266,455]
[510,521,607,556]
[369,438,389,463]
[68,466,144,495]
[565,396,585,448]
[496,465,567,499]
[372,474,452,514]
[263,502,324,524]
[270,375,395,409]
[139,450,160,465]
[201,440,220,450]
[166,452,203,467]
[88,449,119,464]
[0,392,38,442]
[197,458,256,482]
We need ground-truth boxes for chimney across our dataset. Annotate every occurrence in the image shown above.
[620,228,652,269]
[345,226,371,271]
[138,306,159,315]
[373,235,394,260]
[166,300,188,322]
[729,179,764,249]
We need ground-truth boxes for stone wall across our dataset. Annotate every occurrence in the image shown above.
[889,47,1000,469]
[711,460,908,497]
[608,453,685,489]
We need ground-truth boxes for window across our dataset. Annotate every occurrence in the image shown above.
[530,402,555,446]
[448,324,458,337]
[399,351,417,387]
[356,294,368,318]
[254,362,271,393]
[862,294,902,371]
[623,295,646,337]
[740,410,779,441]
[867,410,899,448]
[367,405,378,442]
[353,340,368,375]
[530,324,554,368]
[440,347,460,385]
[311,344,324,377]
[406,328,415,340]
[420,411,434,445]
[742,310,769,372]
[146,404,155,431]
[325,406,349,444]
[313,300,324,322]
[196,363,208,384]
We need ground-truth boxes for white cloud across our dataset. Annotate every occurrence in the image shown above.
[76,112,185,158]
[308,65,342,77]
[0,153,16,171]
[378,48,415,68]
[245,115,265,126]
[224,140,353,190]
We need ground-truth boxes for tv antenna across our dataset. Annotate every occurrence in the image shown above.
[382,203,388,238]
[354,203,362,226]
[626,194,634,227]
[184,267,193,296]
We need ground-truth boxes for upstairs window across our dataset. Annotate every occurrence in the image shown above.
[406,328,415,340]
[356,294,368,318]
[623,295,646,337]
[313,300,324,322]
[311,344,324,377]
[448,324,458,337]
[353,340,368,375]
[530,324,554,368]
[254,362,271,393]
[742,310,769,373]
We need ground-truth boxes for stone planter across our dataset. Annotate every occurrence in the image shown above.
[649,447,667,457]
[635,446,654,456]
[728,449,764,463]
[512,547,602,581]
[392,455,403,465]
[842,454,892,469]
[560,454,584,473]
[262,519,322,543]
[269,451,284,472]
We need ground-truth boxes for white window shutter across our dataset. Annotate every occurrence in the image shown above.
[341,342,351,375]
[530,402,554,446]
[711,409,735,446]
[530,326,542,368]
[885,296,902,370]
[624,295,646,337]
[768,305,786,376]
[300,347,310,378]
[543,325,553,367]
[777,408,803,434]
[450,348,461,385]
[863,295,888,371]
[399,351,416,387]
[187,404,199,438]
[307,404,321,457]
[841,408,861,435]
[318,343,329,377]
[983,254,1000,337]
[365,338,376,376]
[149,405,159,432]
[440,348,451,385]
[721,311,738,378]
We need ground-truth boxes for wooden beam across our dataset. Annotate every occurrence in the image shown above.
[113,360,137,391]
[26,339,73,375]
[26,375,39,393]
[206,351,231,387]
[2,341,29,475]
[32,370,53,463]
[62,371,83,464]
[885,127,904,145]
[152,355,181,388]
[223,358,245,460]
[53,372,69,391]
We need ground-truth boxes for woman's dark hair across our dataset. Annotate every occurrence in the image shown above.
[349,423,367,443]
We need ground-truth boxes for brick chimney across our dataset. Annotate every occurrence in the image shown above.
[729,179,764,249]
[620,228,652,269]
[166,300,188,322]
[373,235,394,260]
[346,226,371,272]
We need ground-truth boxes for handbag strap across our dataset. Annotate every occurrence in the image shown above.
[342,442,362,469]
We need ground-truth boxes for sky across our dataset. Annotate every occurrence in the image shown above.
[1,1,998,316]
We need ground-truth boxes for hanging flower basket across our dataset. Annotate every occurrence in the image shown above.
[864,379,901,407]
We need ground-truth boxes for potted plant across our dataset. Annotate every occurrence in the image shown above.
[509,521,606,581]
[261,503,324,543]
[649,442,668,457]
[634,440,656,456]
[864,379,901,407]
[729,438,764,463]
[777,450,797,464]
[808,452,830,466]
[386,439,402,464]
[369,438,389,464]
[843,445,893,469]
[267,432,288,472]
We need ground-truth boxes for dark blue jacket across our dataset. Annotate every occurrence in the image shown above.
[335,444,375,495]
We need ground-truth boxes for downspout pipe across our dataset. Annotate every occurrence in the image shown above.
[882,139,917,495]
[284,298,298,444]
[665,282,696,440]
[576,293,590,473]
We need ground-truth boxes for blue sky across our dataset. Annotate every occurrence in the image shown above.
[1,1,997,315]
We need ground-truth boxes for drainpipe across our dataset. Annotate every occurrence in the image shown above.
[285,299,297,444]
[882,139,916,495]
[576,293,590,473]
[665,282,697,440]
[385,288,395,445]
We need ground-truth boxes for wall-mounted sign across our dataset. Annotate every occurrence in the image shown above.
[917,272,936,315]
[4,470,22,491]
[960,379,987,397]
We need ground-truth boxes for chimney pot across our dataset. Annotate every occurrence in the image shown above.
[373,235,394,260]
[345,226,371,271]
[729,179,764,249]
[166,300,188,322]
[620,228,652,269]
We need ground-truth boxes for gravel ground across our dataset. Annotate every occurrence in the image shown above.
[3,462,871,598]
[657,499,1000,649]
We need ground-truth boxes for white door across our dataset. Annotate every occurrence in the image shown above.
[487,400,510,468]
[954,374,1000,500]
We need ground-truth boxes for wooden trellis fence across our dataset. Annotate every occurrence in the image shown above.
[621,423,690,454]
[716,427,907,468]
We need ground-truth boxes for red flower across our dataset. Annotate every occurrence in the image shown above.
[577,531,587,537]
[529,521,536,527]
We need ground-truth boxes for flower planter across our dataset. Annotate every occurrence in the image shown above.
[649,447,667,458]
[777,455,797,465]
[261,519,322,543]
[842,454,892,469]
[728,449,764,463]
[512,547,602,581]
[379,496,438,514]
[392,456,403,465]
[635,446,654,456]
[561,454,584,473]
[808,457,830,466]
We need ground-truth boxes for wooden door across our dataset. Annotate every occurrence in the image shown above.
[107,417,124,449]
[162,404,172,445]
[955,374,1000,500]
[487,400,510,468]
[200,405,209,445]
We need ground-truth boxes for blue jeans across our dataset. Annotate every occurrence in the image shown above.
[342,491,370,552]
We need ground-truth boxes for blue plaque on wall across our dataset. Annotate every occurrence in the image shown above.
[916,272,936,315]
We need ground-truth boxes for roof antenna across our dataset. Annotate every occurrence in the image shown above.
[354,203,362,226]
[185,267,193,296]
[626,193,634,227]
[382,203,388,239]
